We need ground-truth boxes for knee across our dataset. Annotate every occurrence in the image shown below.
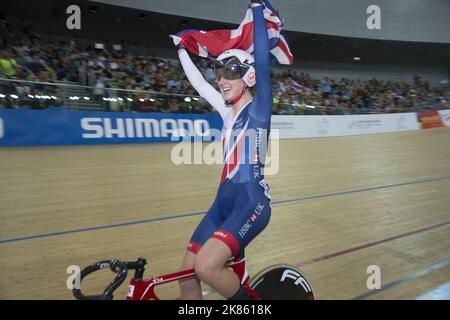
[194,256,218,284]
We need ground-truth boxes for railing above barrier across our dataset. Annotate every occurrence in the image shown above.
[0,77,212,114]
[2,78,447,116]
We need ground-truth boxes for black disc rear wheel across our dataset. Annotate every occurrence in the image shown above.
[249,264,316,300]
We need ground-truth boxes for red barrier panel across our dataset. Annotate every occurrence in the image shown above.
[418,111,445,129]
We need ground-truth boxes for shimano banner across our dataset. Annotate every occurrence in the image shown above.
[0,109,223,146]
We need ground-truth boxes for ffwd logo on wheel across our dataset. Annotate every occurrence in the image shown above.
[281,269,313,293]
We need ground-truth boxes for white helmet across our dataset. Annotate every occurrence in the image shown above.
[215,49,256,87]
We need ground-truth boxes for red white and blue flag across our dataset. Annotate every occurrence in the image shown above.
[171,0,294,65]
[288,79,312,94]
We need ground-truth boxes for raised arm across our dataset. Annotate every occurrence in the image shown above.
[250,2,273,122]
[177,49,230,119]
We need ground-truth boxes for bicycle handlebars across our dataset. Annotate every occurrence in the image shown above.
[72,258,146,300]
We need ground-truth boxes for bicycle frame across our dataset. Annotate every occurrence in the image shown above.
[73,257,260,300]
[128,268,197,300]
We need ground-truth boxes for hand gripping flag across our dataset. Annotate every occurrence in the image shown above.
[170,0,293,65]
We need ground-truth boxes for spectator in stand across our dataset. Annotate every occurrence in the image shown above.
[203,63,215,82]
[167,72,181,93]
[93,76,105,105]
[26,54,45,77]
[320,76,332,98]
[0,48,20,78]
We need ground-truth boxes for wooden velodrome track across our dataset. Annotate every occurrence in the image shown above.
[0,127,449,300]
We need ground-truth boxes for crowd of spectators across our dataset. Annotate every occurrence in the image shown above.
[271,72,449,115]
[0,18,449,114]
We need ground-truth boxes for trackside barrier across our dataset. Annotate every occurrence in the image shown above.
[0,109,448,147]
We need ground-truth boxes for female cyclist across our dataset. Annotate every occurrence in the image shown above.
[175,0,273,300]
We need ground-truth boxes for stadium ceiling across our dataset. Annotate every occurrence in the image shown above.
[1,0,449,66]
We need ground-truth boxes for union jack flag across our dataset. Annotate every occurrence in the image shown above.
[288,79,312,94]
[171,0,293,65]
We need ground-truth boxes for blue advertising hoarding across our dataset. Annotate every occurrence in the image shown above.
[0,109,223,147]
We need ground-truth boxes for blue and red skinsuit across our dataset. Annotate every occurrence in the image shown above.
[188,5,273,258]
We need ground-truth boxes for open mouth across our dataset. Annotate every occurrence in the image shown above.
[222,88,232,95]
